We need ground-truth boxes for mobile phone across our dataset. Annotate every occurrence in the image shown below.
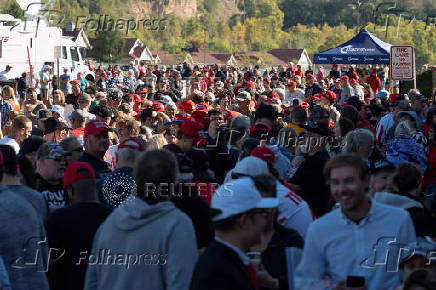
[346,276,365,288]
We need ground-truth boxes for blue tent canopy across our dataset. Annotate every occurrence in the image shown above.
[314,29,391,65]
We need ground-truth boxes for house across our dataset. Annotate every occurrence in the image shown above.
[152,50,178,65]
[122,38,154,64]
[62,22,92,58]
[87,37,154,64]
[267,48,313,70]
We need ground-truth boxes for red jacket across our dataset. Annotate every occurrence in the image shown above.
[424,146,436,185]
[366,75,382,93]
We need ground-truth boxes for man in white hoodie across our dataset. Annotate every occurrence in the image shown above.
[84,150,198,290]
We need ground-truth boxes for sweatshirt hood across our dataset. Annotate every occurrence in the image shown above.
[374,192,423,209]
[112,197,176,231]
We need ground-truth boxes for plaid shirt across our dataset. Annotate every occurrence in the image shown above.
[0,99,13,129]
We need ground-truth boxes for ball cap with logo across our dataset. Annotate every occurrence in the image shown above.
[84,120,112,138]
[63,162,96,189]
[211,177,279,221]
[118,138,145,152]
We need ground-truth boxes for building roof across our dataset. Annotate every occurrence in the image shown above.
[152,50,178,65]
[62,29,80,41]
[267,49,305,64]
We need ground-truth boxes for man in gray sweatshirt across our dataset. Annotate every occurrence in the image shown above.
[84,149,198,290]
[0,151,49,290]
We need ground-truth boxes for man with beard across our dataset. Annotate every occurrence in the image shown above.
[304,74,324,98]
[36,142,69,211]
[295,153,416,290]
[78,120,111,177]
[148,78,178,103]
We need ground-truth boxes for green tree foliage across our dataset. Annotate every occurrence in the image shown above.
[32,0,436,66]
[1,0,24,20]
[92,30,125,63]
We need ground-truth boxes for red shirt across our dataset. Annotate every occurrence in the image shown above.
[71,127,85,141]
[424,146,436,185]
[193,181,216,205]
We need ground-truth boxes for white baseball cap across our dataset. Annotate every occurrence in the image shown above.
[51,105,64,116]
[232,156,269,177]
[160,95,173,105]
[211,177,278,221]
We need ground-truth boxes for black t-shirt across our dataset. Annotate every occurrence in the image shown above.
[304,83,324,97]
[329,70,340,79]
[78,152,111,178]
[47,202,112,290]
[290,150,331,217]
[36,174,65,210]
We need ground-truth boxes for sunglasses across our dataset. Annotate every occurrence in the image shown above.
[72,147,83,153]
[46,154,65,162]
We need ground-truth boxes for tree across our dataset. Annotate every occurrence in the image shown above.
[1,0,24,20]
[92,30,125,63]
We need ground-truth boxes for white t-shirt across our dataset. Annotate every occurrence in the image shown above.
[0,136,20,154]
[285,89,305,104]
[0,70,10,81]
[276,181,314,239]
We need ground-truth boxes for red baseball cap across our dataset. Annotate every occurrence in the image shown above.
[263,77,271,83]
[84,120,111,138]
[118,138,145,152]
[249,123,271,135]
[350,78,357,85]
[270,93,280,99]
[133,94,144,103]
[152,102,165,112]
[286,81,297,87]
[310,94,321,101]
[196,102,210,111]
[174,112,191,121]
[70,80,81,85]
[305,74,314,80]
[340,76,349,82]
[190,110,209,125]
[179,99,195,112]
[250,146,275,163]
[323,90,337,102]
[137,88,148,94]
[63,162,96,189]
[301,101,309,110]
[180,120,206,145]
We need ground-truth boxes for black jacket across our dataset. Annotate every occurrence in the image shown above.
[190,241,255,290]
[171,184,214,249]
[78,152,111,178]
[290,150,331,217]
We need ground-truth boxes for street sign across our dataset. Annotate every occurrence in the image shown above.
[390,46,414,80]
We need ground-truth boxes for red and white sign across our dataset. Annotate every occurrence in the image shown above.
[390,46,414,80]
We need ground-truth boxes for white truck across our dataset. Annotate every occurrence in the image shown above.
[0,6,94,82]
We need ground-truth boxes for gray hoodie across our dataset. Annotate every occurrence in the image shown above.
[84,197,198,290]
[374,192,423,209]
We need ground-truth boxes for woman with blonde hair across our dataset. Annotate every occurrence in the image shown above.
[2,85,19,111]
[148,134,168,150]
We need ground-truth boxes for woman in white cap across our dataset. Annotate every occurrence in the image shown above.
[39,65,52,107]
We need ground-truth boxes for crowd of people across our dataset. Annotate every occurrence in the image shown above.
[0,60,436,290]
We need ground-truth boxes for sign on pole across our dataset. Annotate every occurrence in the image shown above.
[390,46,414,81]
